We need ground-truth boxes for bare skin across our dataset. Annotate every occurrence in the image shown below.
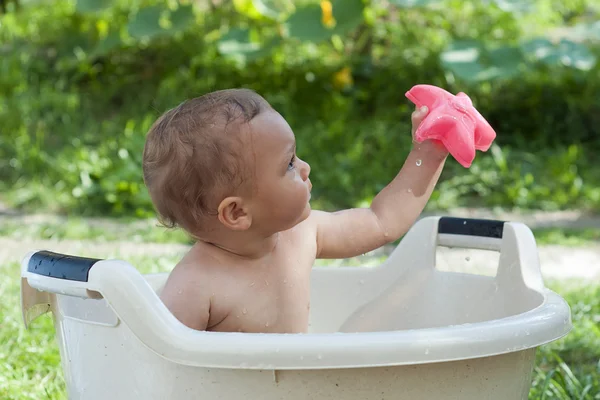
[159,105,448,333]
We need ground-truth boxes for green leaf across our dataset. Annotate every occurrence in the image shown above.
[330,0,364,37]
[233,0,293,21]
[521,37,557,61]
[488,0,535,13]
[481,45,525,79]
[390,0,441,7]
[521,38,596,71]
[560,21,600,42]
[217,28,280,62]
[89,29,122,58]
[285,4,325,42]
[168,4,195,34]
[442,40,526,82]
[76,0,112,13]
[217,28,261,55]
[127,6,163,40]
[285,0,364,43]
[440,40,486,82]
[127,5,195,40]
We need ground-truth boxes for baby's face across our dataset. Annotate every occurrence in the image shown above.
[245,110,312,233]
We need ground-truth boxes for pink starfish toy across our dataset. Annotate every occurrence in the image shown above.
[405,84,496,168]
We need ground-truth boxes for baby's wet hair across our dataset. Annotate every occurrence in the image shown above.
[142,88,271,236]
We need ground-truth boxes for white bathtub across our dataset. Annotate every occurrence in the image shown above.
[21,216,571,399]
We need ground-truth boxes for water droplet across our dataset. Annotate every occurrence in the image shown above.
[242,308,247,315]
[265,280,270,286]
[359,279,365,285]
[236,315,240,319]
[265,322,270,327]
[463,221,467,225]
[177,289,183,294]
[249,282,255,287]
[465,256,471,262]
[416,159,422,166]
[283,279,288,284]
[300,356,304,360]
[525,330,530,336]
[407,188,412,193]
[317,354,323,360]
[425,348,430,355]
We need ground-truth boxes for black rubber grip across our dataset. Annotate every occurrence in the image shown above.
[28,251,102,282]
[438,217,505,239]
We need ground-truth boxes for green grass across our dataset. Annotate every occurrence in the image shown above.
[1,260,66,400]
[529,282,600,399]
[1,219,599,399]
[0,216,193,244]
[1,215,599,247]
[533,228,600,247]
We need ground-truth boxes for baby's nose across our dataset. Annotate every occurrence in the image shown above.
[300,160,311,180]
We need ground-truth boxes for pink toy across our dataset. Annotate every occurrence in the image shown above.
[405,84,496,168]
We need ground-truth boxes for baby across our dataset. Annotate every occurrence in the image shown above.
[142,88,448,333]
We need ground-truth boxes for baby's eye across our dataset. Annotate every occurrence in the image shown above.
[288,155,296,170]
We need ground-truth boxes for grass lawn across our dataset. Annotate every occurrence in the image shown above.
[0,219,598,399]
[1,215,599,247]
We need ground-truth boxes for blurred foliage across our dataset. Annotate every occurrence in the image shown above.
[0,0,599,217]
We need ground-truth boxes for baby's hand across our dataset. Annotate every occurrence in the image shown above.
[411,105,448,156]
[411,105,429,142]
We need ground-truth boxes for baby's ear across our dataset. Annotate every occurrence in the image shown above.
[217,197,252,231]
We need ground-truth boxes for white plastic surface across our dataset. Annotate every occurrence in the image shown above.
[21,216,572,399]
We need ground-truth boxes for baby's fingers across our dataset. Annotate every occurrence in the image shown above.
[411,106,429,125]
[411,106,428,136]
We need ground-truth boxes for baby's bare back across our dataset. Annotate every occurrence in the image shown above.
[160,223,317,333]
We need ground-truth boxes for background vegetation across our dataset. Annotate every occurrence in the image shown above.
[1,0,600,216]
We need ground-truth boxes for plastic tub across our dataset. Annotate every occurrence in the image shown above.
[21,216,572,400]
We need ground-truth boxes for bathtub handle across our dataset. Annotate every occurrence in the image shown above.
[432,217,544,290]
[23,250,103,298]
[21,250,110,327]
[436,217,504,251]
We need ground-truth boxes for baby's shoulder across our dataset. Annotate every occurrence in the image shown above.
[284,211,320,239]
[163,248,220,288]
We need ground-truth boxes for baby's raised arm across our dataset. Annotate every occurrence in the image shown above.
[312,107,448,259]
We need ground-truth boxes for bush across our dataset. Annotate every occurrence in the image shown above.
[0,0,599,216]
